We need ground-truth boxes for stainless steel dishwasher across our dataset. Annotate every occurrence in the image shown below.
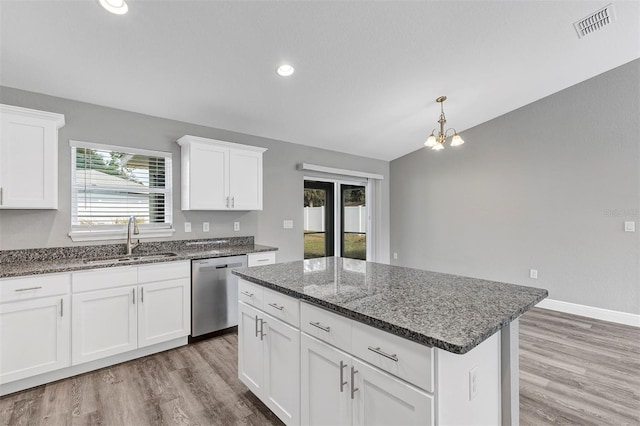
[191,255,247,338]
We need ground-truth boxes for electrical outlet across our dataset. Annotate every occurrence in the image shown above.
[203,222,210,232]
[393,252,398,260]
[184,222,191,233]
[529,269,538,279]
[469,366,478,401]
[234,221,240,232]
[625,221,636,232]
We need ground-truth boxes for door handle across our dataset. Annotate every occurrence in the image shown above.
[132,288,136,304]
[350,366,359,399]
[339,361,348,392]
[260,319,267,341]
[255,315,260,338]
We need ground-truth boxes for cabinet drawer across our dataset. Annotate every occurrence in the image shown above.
[301,302,351,353]
[247,251,276,267]
[72,266,138,293]
[138,260,190,283]
[351,321,434,392]
[1,273,70,303]
[238,279,264,309]
[262,287,299,327]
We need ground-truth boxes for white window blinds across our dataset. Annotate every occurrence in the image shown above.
[70,141,172,233]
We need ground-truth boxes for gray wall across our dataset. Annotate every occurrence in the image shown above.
[390,60,639,315]
[0,87,390,263]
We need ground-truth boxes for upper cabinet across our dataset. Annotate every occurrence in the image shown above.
[0,104,65,209]
[177,135,266,211]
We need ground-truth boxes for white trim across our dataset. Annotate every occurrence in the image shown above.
[1,104,65,128]
[301,163,384,180]
[68,227,175,242]
[69,139,171,159]
[0,337,187,396]
[536,298,640,327]
[176,135,267,153]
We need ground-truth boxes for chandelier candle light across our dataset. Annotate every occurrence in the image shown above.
[424,96,465,151]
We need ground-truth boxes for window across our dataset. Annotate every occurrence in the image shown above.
[69,140,174,241]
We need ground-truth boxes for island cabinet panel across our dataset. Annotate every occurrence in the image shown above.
[301,302,352,353]
[238,297,301,426]
[239,279,264,309]
[0,294,70,384]
[352,357,433,426]
[238,301,264,396]
[301,334,352,426]
[262,311,300,425]
[351,320,434,392]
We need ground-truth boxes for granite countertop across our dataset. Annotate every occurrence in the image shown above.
[233,257,547,354]
[0,237,277,278]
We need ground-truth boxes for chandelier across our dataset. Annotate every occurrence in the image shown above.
[424,96,465,151]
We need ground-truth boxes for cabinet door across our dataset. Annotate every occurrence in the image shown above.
[352,358,434,426]
[0,296,70,383]
[138,278,190,348]
[301,334,351,426]
[72,286,137,365]
[263,312,300,425]
[229,148,262,210]
[0,111,59,209]
[188,142,228,210]
[238,302,264,396]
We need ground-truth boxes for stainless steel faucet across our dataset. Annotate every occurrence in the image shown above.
[126,215,141,256]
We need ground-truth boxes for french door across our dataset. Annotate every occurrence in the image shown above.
[304,179,367,260]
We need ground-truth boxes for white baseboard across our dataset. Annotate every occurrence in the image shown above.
[536,299,640,327]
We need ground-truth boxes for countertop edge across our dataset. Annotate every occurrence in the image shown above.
[0,245,278,279]
[233,270,548,354]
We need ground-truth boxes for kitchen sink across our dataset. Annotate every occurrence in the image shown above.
[83,252,179,266]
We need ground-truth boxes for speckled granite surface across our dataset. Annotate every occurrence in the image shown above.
[233,257,547,354]
[0,237,277,278]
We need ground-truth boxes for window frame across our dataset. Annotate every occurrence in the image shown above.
[68,140,175,242]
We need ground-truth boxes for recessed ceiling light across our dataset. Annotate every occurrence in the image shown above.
[276,64,295,77]
[99,0,128,15]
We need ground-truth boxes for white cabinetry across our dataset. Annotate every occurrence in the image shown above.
[0,104,65,209]
[72,261,190,365]
[238,281,300,426]
[247,251,276,267]
[300,306,434,426]
[177,135,266,211]
[0,273,71,384]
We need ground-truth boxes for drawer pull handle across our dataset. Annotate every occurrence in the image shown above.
[368,346,399,362]
[257,259,269,262]
[309,321,331,332]
[339,360,347,392]
[14,286,43,292]
[241,291,254,297]
[350,366,359,399]
[268,302,284,311]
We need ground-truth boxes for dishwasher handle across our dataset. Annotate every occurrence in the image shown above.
[194,261,245,270]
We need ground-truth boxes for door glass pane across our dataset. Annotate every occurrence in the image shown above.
[304,181,334,259]
[341,185,366,260]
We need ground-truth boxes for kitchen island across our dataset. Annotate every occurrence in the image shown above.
[233,257,547,426]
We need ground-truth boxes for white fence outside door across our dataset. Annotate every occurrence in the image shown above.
[304,206,366,233]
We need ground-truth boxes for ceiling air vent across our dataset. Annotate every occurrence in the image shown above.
[574,3,616,39]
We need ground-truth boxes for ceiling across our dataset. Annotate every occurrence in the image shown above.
[1,1,638,161]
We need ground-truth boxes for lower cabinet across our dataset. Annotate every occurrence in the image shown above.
[238,301,300,425]
[72,262,190,365]
[301,334,433,426]
[0,295,71,384]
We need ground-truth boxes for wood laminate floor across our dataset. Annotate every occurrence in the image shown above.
[1,308,638,425]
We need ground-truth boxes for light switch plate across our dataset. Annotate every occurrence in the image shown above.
[234,222,240,232]
[184,222,191,233]
[283,220,293,229]
[625,221,636,232]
